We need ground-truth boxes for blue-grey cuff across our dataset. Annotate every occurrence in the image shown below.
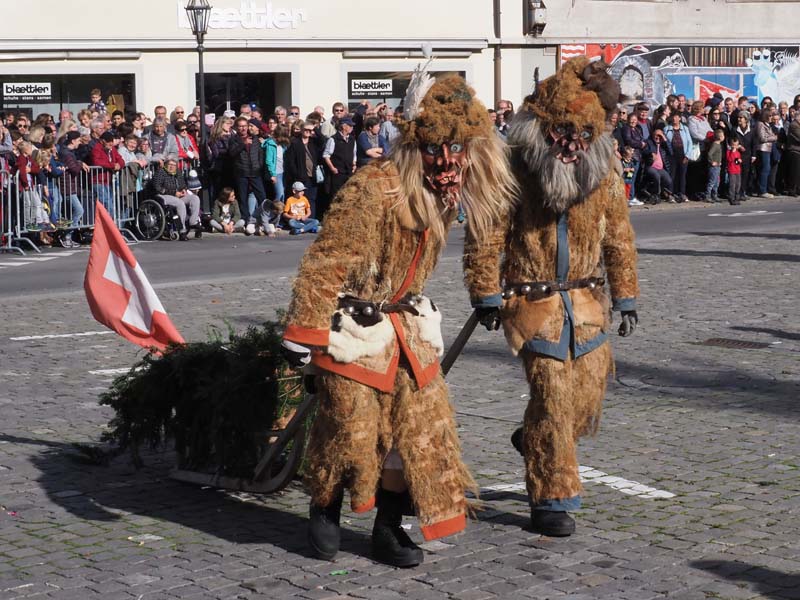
[533,495,582,511]
[471,293,504,308]
[612,297,637,312]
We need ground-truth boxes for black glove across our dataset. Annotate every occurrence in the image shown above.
[475,306,501,331]
[280,339,312,368]
[618,310,638,337]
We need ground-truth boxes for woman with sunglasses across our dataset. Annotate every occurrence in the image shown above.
[283,120,323,218]
[173,120,200,170]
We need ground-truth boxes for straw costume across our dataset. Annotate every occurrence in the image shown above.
[282,67,516,566]
[464,57,640,536]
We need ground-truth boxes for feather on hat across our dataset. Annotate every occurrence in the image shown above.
[398,66,492,146]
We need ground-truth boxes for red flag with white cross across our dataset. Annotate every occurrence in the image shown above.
[84,203,185,352]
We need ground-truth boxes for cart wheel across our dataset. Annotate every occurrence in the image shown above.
[169,231,180,241]
[257,419,307,493]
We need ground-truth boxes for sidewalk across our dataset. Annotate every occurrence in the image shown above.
[0,219,798,599]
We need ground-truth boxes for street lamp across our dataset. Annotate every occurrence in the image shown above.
[185,0,211,197]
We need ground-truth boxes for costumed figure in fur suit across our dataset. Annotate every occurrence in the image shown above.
[281,66,517,566]
[464,57,640,537]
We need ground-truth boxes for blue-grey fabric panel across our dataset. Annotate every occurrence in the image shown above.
[472,293,504,308]
[556,212,570,282]
[533,495,582,511]
[612,297,637,312]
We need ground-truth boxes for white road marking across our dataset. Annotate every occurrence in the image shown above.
[12,256,59,262]
[89,368,132,376]
[10,331,112,341]
[0,249,86,268]
[480,466,675,500]
[579,466,675,498]
[707,210,783,217]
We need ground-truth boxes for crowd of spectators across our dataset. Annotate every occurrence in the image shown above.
[610,92,800,207]
[3,85,800,248]
[0,89,405,244]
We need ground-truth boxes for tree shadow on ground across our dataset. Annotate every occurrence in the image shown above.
[0,433,372,561]
[613,358,800,418]
[730,325,800,341]
[637,247,800,263]
[691,559,800,599]
[690,231,800,242]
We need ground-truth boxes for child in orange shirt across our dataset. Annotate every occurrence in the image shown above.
[283,182,320,235]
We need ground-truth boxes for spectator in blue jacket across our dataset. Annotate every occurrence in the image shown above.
[665,112,691,202]
[621,113,647,202]
[356,117,389,167]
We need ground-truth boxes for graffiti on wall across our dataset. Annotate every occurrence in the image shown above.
[560,44,800,107]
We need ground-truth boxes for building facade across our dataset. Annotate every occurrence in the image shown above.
[1,0,798,119]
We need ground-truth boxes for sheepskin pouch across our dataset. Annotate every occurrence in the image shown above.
[327,309,396,364]
[410,296,445,357]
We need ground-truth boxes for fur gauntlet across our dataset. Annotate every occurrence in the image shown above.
[327,308,395,364]
[411,296,444,357]
[325,295,444,364]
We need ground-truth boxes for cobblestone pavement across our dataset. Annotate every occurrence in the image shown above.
[0,205,799,599]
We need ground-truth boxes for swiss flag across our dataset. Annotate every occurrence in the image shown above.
[695,78,740,104]
[84,203,185,352]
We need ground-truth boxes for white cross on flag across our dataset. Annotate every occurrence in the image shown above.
[84,203,185,352]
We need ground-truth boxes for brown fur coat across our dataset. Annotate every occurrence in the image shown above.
[284,159,476,539]
[285,160,449,391]
[464,167,638,358]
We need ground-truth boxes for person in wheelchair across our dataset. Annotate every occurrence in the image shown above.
[150,156,202,240]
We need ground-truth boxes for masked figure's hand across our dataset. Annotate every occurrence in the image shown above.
[618,310,639,337]
[476,307,501,331]
[281,339,312,368]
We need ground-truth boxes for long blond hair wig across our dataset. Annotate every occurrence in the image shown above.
[387,134,518,246]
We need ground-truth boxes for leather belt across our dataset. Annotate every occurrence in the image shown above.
[337,293,423,318]
[502,277,605,300]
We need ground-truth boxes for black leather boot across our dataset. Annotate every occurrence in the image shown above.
[371,489,423,567]
[531,509,576,537]
[308,491,344,560]
[511,426,524,456]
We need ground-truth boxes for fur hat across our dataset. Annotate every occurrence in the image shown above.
[398,75,492,146]
[523,57,620,138]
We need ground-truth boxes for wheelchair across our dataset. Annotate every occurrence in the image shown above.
[135,182,186,242]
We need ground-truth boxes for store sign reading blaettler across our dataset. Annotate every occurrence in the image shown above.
[176,0,308,30]
[2,82,53,103]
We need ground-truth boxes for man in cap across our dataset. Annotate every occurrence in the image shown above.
[90,131,125,218]
[322,115,357,200]
[282,182,319,235]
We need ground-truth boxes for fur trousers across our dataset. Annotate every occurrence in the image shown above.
[304,366,476,539]
[520,342,612,504]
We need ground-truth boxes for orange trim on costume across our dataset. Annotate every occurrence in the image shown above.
[312,347,400,393]
[417,358,441,390]
[284,325,330,347]
[353,496,376,513]
[420,513,466,541]
[390,229,429,303]
[388,313,439,390]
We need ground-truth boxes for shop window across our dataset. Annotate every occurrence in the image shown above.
[0,74,135,119]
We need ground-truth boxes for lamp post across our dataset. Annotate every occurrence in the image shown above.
[185,0,211,203]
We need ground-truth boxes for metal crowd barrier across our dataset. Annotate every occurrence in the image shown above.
[1,170,40,255]
[0,157,203,254]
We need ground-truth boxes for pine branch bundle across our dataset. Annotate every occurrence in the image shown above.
[99,322,290,478]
